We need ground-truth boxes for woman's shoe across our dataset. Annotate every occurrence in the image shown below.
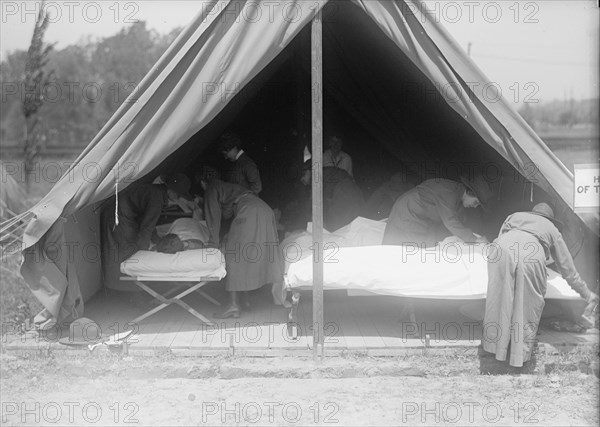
[241,294,251,309]
[213,305,241,319]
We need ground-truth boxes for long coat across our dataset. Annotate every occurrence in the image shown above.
[382,179,476,247]
[204,179,282,292]
[102,184,167,290]
[483,212,592,367]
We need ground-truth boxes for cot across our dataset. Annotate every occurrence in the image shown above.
[120,247,226,325]
[281,218,583,335]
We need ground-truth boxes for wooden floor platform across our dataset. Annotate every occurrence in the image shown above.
[4,283,598,356]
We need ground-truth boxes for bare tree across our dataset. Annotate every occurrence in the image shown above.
[22,0,54,189]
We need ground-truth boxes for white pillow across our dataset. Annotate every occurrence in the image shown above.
[121,248,226,279]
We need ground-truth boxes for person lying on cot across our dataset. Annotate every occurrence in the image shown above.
[151,216,211,252]
[382,173,493,247]
[156,233,205,254]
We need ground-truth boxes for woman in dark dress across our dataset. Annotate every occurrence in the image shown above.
[199,173,283,318]
[217,132,262,195]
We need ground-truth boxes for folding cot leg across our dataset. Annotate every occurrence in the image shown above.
[402,302,430,346]
[196,289,221,306]
[161,283,186,299]
[398,299,416,323]
[171,298,216,326]
[130,281,215,326]
[148,282,221,308]
[157,282,221,306]
[287,292,301,340]
[408,303,417,324]
[145,283,185,308]
[398,299,424,343]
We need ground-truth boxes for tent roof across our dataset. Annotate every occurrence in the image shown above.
[21,0,597,250]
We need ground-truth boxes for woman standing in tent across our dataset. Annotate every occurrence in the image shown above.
[218,132,262,195]
[198,168,283,318]
[382,175,493,247]
[482,203,598,367]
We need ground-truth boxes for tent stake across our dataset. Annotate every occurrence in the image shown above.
[311,9,324,361]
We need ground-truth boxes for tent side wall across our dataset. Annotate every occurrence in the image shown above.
[19,204,101,320]
[64,205,102,303]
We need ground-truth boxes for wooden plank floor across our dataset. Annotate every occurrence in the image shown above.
[5,286,598,355]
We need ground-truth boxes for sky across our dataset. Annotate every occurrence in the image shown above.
[1,0,598,104]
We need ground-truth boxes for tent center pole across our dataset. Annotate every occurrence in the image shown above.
[311,9,324,360]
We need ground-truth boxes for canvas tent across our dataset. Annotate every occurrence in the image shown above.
[17,0,598,323]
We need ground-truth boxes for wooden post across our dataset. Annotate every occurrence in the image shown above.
[311,10,324,359]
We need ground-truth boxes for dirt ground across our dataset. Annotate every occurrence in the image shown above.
[1,351,598,426]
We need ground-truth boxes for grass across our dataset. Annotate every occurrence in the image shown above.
[0,349,597,381]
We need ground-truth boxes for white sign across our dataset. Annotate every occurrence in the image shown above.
[574,164,599,211]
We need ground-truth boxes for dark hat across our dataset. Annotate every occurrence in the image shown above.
[217,132,242,152]
[59,317,104,346]
[460,174,494,212]
[166,173,192,199]
[531,202,563,229]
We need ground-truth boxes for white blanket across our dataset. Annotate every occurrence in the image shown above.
[121,248,226,280]
[281,217,387,273]
[283,217,582,301]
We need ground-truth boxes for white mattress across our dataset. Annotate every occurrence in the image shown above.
[283,219,583,301]
[121,248,226,280]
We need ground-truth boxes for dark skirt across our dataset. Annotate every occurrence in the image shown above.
[225,195,283,292]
